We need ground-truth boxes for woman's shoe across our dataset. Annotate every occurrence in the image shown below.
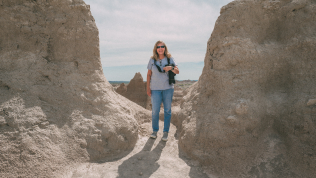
[162,132,168,141]
[150,131,157,139]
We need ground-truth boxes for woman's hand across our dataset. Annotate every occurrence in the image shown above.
[163,66,179,74]
[163,66,173,72]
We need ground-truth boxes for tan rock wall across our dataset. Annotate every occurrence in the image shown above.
[179,0,316,177]
[0,1,150,177]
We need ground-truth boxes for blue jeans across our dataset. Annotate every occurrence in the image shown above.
[151,88,174,133]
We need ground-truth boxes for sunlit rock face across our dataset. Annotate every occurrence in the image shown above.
[179,0,316,177]
[0,0,149,177]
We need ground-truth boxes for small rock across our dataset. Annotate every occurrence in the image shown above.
[139,172,143,176]
[307,99,316,106]
[226,116,237,125]
[235,101,248,115]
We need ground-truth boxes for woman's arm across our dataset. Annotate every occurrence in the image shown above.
[147,70,152,96]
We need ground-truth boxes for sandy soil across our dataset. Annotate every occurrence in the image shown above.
[57,121,209,178]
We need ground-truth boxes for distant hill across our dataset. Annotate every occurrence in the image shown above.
[109,81,129,84]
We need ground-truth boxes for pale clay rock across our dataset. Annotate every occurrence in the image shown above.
[178,0,316,177]
[0,1,150,178]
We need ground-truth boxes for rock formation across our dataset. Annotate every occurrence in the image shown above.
[116,83,127,94]
[0,1,150,177]
[116,72,149,108]
[179,0,316,177]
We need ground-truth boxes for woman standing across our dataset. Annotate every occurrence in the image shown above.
[147,40,179,141]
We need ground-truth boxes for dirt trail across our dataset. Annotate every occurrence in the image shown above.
[58,121,209,178]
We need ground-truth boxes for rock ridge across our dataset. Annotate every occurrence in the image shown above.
[178,0,316,177]
[0,1,150,177]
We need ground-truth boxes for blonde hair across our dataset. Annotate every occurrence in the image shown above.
[151,40,172,61]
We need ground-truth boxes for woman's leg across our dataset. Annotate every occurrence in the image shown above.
[162,88,174,133]
[151,90,162,132]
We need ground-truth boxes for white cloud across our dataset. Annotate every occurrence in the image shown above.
[84,0,233,67]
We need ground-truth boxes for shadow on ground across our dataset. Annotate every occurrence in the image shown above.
[117,138,166,178]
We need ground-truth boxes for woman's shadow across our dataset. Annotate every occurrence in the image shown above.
[117,138,166,178]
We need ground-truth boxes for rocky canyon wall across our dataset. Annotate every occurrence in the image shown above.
[179,0,316,177]
[0,0,150,177]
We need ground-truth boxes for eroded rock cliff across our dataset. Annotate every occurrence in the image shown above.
[179,0,316,177]
[0,0,150,177]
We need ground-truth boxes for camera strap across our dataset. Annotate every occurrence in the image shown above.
[153,57,176,84]
[154,58,175,75]
[154,59,165,73]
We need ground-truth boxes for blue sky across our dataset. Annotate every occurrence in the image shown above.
[84,0,233,81]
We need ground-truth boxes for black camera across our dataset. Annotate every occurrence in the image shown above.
[165,64,176,84]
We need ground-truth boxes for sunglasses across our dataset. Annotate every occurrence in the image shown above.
[157,46,165,49]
